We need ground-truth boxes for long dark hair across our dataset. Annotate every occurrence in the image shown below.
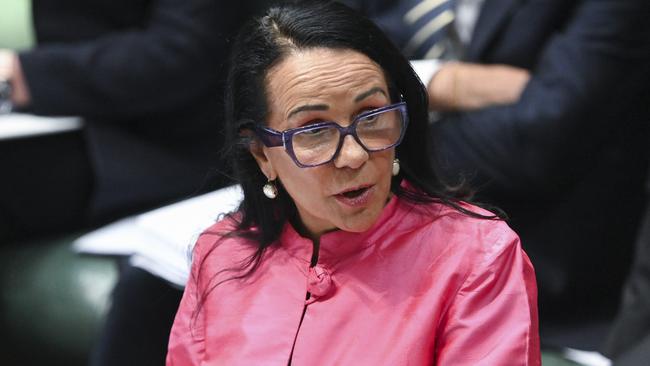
[200,0,497,290]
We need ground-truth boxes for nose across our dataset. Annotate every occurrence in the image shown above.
[334,135,369,169]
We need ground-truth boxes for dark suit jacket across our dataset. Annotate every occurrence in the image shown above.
[17,0,250,220]
[346,0,650,318]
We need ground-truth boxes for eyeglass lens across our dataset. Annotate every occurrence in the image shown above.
[291,108,403,166]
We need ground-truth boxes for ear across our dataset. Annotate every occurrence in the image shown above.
[249,140,276,181]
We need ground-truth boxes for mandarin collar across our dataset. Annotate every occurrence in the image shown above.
[279,194,410,266]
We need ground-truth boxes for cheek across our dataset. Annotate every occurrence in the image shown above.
[269,151,327,198]
[373,150,395,181]
[360,151,395,210]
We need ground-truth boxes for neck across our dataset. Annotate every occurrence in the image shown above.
[289,215,322,266]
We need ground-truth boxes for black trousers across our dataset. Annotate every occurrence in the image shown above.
[0,130,92,244]
[90,261,183,366]
[603,188,650,364]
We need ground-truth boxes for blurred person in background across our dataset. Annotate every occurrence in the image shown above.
[0,0,257,364]
[0,0,245,242]
[343,0,650,345]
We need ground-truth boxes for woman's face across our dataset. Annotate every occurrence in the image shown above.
[251,48,396,239]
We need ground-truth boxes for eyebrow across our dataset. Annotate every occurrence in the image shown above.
[287,104,329,119]
[354,87,388,102]
[286,87,388,119]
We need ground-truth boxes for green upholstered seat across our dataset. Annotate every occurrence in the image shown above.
[0,236,117,366]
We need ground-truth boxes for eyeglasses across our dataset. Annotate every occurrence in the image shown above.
[254,102,408,168]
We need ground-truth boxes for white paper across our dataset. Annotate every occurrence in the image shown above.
[0,113,82,140]
[562,348,612,366]
[74,185,244,287]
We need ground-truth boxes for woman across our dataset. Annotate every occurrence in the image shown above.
[167,1,540,365]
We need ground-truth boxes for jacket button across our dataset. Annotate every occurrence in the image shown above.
[307,265,334,301]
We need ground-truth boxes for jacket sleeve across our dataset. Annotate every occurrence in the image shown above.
[166,239,207,366]
[430,0,650,196]
[18,0,245,118]
[434,226,540,366]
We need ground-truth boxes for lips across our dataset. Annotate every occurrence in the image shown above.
[334,184,374,207]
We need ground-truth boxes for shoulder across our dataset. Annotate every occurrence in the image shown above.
[406,200,535,298]
[423,204,539,364]
[402,200,521,265]
[190,214,258,275]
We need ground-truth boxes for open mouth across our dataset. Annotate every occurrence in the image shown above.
[341,187,370,198]
[334,185,374,207]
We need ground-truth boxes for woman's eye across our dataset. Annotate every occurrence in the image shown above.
[357,105,386,119]
[298,126,337,138]
[302,126,330,136]
[297,119,325,129]
[357,113,380,126]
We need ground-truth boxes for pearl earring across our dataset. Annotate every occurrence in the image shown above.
[392,159,400,176]
[263,180,278,199]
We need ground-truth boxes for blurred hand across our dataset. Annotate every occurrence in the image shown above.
[0,49,12,80]
[0,49,30,107]
[428,62,530,111]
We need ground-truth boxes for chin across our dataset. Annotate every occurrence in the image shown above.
[339,211,382,233]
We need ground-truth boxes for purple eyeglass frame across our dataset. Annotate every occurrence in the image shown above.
[254,102,409,168]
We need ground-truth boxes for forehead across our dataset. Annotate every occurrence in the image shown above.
[265,48,388,117]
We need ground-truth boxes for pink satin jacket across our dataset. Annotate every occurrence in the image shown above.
[167,196,540,365]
